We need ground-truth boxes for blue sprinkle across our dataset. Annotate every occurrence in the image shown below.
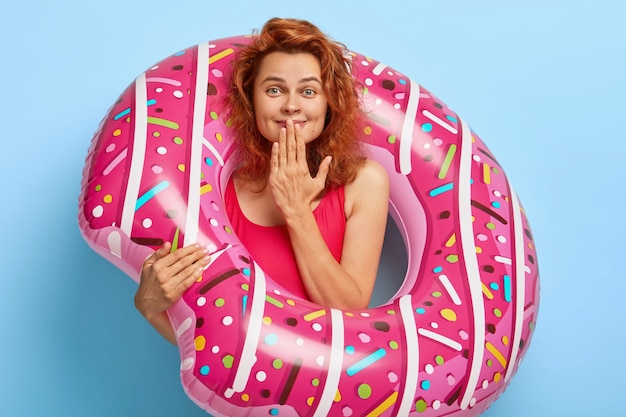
[415,308,426,315]
[492,201,501,209]
[113,107,131,121]
[199,365,210,375]
[433,266,443,273]
[269,408,279,416]
[242,267,250,276]
[421,123,433,132]
[136,181,170,210]
[503,275,512,303]
[147,99,156,106]
[429,182,453,197]
[265,333,278,346]
[421,380,431,390]
[174,50,186,56]
[346,348,387,376]
[399,79,407,85]
[205,157,214,166]
[345,345,355,355]
[446,115,458,123]
[490,282,500,291]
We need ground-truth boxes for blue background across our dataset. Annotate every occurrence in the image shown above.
[2,1,624,416]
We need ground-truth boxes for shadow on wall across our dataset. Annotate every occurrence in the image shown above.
[370,216,408,307]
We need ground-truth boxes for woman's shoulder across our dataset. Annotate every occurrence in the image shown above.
[343,159,389,217]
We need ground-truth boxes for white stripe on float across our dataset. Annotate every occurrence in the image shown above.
[458,119,486,410]
[504,187,526,382]
[312,309,344,417]
[494,255,531,274]
[438,274,462,306]
[396,295,419,416]
[120,73,148,237]
[417,328,462,351]
[372,62,387,76]
[202,137,225,167]
[399,79,420,175]
[184,42,209,246]
[226,261,267,396]
[422,109,458,134]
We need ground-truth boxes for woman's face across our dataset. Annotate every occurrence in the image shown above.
[253,52,328,144]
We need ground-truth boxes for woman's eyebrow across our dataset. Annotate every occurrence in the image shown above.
[259,76,322,84]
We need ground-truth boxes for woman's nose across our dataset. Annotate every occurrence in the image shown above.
[281,94,301,113]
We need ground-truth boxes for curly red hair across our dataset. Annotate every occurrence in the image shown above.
[227,18,366,189]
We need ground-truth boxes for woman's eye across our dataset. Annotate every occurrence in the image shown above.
[267,87,281,95]
[303,88,316,96]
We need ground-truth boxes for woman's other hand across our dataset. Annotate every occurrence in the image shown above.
[134,243,210,344]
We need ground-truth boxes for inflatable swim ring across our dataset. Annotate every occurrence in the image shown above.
[78,36,540,417]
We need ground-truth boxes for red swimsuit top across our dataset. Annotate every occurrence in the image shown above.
[225,178,346,300]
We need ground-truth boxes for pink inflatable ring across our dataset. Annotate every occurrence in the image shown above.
[79,36,540,417]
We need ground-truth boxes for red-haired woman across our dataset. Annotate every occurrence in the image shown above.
[134,18,389,344]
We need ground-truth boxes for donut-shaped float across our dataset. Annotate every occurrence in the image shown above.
[78,36,540,417]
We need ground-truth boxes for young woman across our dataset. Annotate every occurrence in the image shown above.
[134,18,389,344]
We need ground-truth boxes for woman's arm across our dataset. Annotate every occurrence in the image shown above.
[135,243,211,344]
[270,122,389,309]
[286,160,388,309]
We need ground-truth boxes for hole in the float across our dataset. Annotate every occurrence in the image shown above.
[369,214,409,307]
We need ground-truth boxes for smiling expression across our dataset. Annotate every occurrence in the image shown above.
[253,52,329,144]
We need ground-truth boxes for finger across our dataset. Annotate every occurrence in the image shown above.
[278,126,287,167]
[163,244,208,274]
[144,242,172,267]
[294,122,307,165]
[271,141,280,175]
[315,155,332,187]
[286,120,297,164]
[174,255,210,291]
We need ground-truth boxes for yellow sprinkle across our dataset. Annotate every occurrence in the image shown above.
[103,194,113,204]
[216,133,223,142]
[494,372,502,383]
[502,336,509,346]
[286,299,296,306]
[482,163,491,184]
[482,283,494,300]
[200,183,213,195]
[334,390,342,402]
[209,48,234,64]
[304,309,326,321]
[262,317,272,325]
[485,342,507,368]
[365,391,398,417]
[241,394,249,402]
[440,308,457,322]
[178,163,186,172]
[364,126,373,135]
[306,397,315,406]
[445,233,456,247]
[113,129,122,137]
[194,335,206,351]
[475,246,483,254]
